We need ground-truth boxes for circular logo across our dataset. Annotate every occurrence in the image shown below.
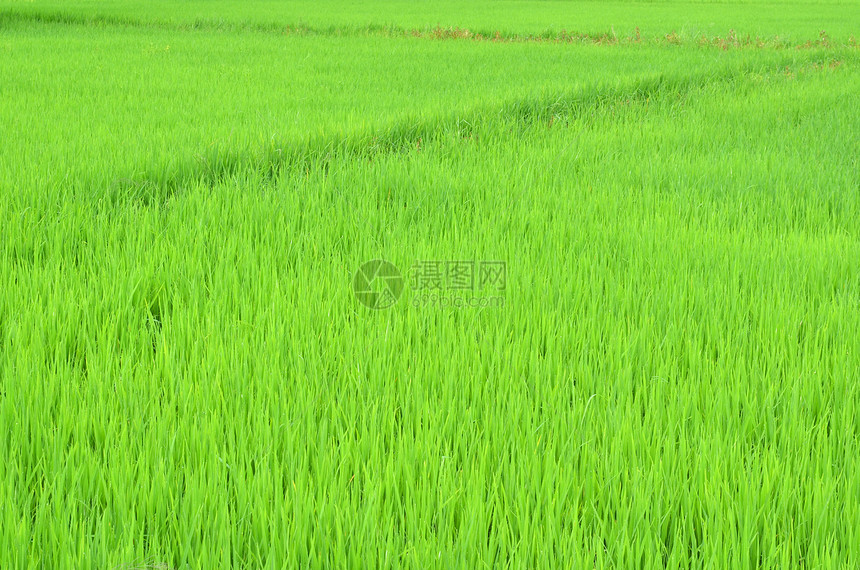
[352,259,403,310]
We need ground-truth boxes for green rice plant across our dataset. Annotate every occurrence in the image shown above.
[1,4,859,568]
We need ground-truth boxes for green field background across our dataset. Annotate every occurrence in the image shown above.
[3,0,860,40]
[1,1,860,568]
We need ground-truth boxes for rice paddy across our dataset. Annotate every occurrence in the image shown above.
[1,1,859,568]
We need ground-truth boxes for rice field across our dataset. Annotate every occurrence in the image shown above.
[1,1,859,568]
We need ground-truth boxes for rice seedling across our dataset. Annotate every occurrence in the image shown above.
[1,2,858,568]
